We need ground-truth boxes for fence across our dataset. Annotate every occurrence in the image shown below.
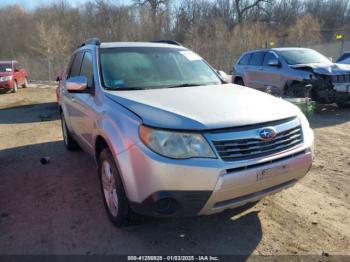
[18,57,68,82]
[14,41,350,81]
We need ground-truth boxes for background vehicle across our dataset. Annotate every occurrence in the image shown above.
[336,51,350,63]
[233,48,350,108]
[58,39,314,227]
[0,60,28,93]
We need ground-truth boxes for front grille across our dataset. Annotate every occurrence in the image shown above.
[213,125,303,161]
[331,74,350,83]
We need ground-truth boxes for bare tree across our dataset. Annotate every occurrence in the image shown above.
[234,0,272,24]
[133,0,170,38]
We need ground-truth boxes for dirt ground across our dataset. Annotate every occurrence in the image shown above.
[0,85,349,258]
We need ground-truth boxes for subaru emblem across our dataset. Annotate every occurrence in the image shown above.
[259,127,277,140]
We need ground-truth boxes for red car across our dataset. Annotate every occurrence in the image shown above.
[0,60,28,93]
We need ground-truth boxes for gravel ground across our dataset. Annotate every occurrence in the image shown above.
[0,86,349,259]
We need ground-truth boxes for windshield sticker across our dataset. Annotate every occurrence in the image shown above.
[5,68,12,72]
[180,51,202,61]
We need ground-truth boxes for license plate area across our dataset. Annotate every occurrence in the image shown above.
[257,165,289,181]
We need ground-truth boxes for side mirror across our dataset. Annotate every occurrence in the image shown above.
[14,68,19,72]
[56,75,62,82]
[268,59,281,67]
[66,76,88,93]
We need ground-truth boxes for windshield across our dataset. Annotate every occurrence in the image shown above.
[99,47,221,90]
[0,64,12,72]
[279,49,330,65]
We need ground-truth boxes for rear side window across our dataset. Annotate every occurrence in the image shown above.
[249,52,265,66]
[80,52,94,87]
[238,54,251,65]
[69,52,84,77]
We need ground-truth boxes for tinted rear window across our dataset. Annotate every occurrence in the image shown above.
[238,54,251,65]
[249,52,265,66]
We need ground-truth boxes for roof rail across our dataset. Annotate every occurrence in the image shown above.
[80,38,101,47]
[151,40,182,46]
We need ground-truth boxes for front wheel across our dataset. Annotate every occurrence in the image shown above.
[23,77,29,88]
[11,81,18,93]
[99,148,131,227]
[285,83,308,98]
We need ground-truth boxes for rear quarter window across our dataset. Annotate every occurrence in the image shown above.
[238,54,251,65]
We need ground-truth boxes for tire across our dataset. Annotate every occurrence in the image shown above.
[336,102,350,108]
[234,78,245,86]
[285,83,307,98]
[23,77,29,88]
[11,81,18,93]
[98,148,131,227]
[60,113,80,151]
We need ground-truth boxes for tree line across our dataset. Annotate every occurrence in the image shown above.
[0,0,349,80]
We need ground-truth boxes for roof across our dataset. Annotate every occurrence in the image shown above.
[244,47,313,54]
[0,60,17,64]
[99,42,186,49]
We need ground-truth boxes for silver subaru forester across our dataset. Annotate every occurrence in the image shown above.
[58,39,314,227]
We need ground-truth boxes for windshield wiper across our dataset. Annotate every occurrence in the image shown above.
[165,83,205,89]
[105,87,145,91]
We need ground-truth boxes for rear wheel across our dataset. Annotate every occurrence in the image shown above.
[23,77,29,88]
[234,78,245,86]
[60,113,80,151]
[11,81,18,93]
[98,148,131,227]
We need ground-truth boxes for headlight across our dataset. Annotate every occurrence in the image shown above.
[298,111,310,128]
[0,76,12,81]
[298,111,314,143]
[139,125,216,159]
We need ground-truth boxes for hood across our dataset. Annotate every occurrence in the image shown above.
[105,84,300,130]
[290,62,350,75]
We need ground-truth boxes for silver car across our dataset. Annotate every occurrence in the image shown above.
[58,39,314,227]
[233,47,350,108]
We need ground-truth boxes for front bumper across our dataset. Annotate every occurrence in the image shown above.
[0,80,13,89]
[117,129,314,217]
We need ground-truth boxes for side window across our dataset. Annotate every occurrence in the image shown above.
[80,52,94,87]
[249,52,266,66]
[238,54,251,65]
[263,52,278,66]
[65,55,76,78]
[69,52,84,78]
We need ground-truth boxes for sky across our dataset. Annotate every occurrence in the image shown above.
[0,0,133,10]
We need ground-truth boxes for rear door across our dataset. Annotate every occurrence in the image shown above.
[244,51,266,90]
[61,52,84,136]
